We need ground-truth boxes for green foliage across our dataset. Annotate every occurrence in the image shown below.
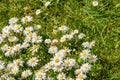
[0,0,120,79]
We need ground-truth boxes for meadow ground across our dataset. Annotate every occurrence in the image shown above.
[0,0,120,80]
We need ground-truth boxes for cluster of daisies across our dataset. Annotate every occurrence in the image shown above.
[0,1,98,80]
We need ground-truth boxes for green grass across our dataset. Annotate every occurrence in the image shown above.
[0,0,120,80]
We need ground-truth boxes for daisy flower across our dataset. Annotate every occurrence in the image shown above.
[55,50,66,58]
[11,66,19,75]
[53,64,63,72]
[48,46,58,54]
[80,49,90,60]
[34,24,42,30]
[5,46,15,56]
[89,40,95,48]
[78,33,86,39]
[35,71,46,80]
[52,57,63,65]
[32,36,43,43]
[45,62,53,70]
[71,29,79,35]
[66,34,73,40]
[9,17,18,24]
[66,77,74,80]
[2,29,10,38]
[0,73,8,79]
[14,24,23,33]
[89,55,97,63]
[21,16,33,23]
[5,67,12,74]
[57,73,66,80]
[24,27,33,35]
[58,25,68,32]
[52,29,58,35]
[45,39,51,44]
[64,47,71,53]
[0,60,5,70]
[21,70,32,78]
[64,58,76,68]
[27,32,34,38]
[27,57,39,67]
[92,0,98,6]
[0,73,8,80]
[31,44,39,53]
[76,73,87,80]
[13,59,23,66]
[40,67,48,72]
[44,1,51,7]
[2,26,10,31]
[60,36,67,42]
[24,36,31,42]
[13,44,21,52]
[8,36,18,42]
[52,39,58,43]
[6,77,15,80]
[5,63,15,74]
[1,44,9,52]
[21,42,30,48]
[75,69,82,75]
[80,63,92,73]
[6,63,15,69]
[82,42,89,48]
[9,24,15,30]
[0,35,3,44]
[35,9,42,15]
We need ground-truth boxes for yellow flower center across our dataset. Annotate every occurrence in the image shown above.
[30,59,35,63]
[51,48,55,52]
[61,26,65,29]
[33,45,38,49]
[9,47,13,51]
[16,26,20,30]
[26,28,30,32]
[56,65,61,69]
[93,1,98,5]
[3,45,7,49]
[64,48,68,52]
[16,61,20,65]
[90,56,95,60]
[25,71,29,75]
[59,75,64,79]
[28,33,33,37]
[55,58,59,63]
[78,74,83,79]
[25,37,30,41]
[77,70,81,74]
[3,32,7,35]
[83,65,88,69]
[38,73,42,78]
[10,37,15,41]
[35,37,39,41]
[48,63,52,67]
[82,52,87,57]
[16,46,19,49]
[13,69,17,73]
[11,25,15,28]
[6,68,11,73]
[24,17,28,21]
[52,30,57,35]
[57,53,61,57]
[65,60,70,65]
[61,37,65,40]
[8,77,14,80]
[11,19,15,22]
